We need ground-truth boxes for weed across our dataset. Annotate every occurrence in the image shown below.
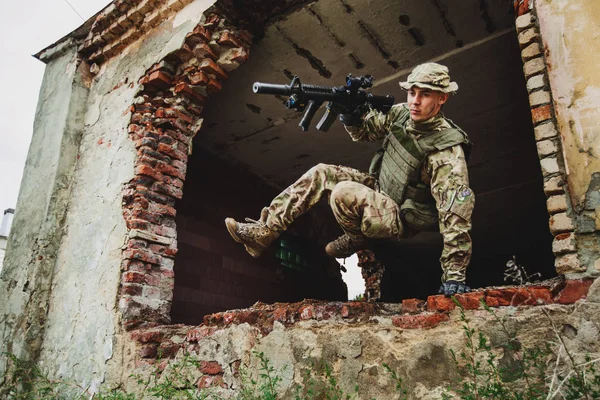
[444,298,600,400]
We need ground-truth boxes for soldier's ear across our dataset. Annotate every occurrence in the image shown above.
[438,92,449,105]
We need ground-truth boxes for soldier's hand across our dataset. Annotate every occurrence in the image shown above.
[438,280,471,297]
[339,112,362,127]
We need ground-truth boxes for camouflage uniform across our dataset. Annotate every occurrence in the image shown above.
[253,63,475,283]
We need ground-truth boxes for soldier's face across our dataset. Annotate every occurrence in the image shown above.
[406,87,449,122]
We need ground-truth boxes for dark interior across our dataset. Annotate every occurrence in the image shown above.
[171,0,555,323]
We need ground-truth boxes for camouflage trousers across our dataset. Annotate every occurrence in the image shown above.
[259,164,405,240]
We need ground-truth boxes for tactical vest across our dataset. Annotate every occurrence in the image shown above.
[369,110,471,231]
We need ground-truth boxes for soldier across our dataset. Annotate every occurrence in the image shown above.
[225,63,474,296]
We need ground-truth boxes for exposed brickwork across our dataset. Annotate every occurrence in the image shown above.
[120,13,253,330]
[77,0,313,69]
[356,250,385,301]
[129,278,594,367]
[514,11,577,273]
[553,279,594,304]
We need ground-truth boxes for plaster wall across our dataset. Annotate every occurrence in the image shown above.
[37,0,219,390]
[0,0,217,391]
[0,44,89,382]
[126,282,600,399]
[536,1,600,270]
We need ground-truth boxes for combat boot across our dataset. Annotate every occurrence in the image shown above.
[225,217,280,258]
[325,234,367,258]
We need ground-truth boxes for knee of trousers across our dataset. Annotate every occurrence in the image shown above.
[329,181,369,211]
[307,163,335,176]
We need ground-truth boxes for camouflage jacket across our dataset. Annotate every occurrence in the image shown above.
[345,103,475,283]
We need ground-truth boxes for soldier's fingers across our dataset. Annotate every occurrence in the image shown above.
[456,285,466,294]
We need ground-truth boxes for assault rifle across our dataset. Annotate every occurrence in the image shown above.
[252,74,394,132]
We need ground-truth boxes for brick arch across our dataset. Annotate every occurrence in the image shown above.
[118,12,252,330]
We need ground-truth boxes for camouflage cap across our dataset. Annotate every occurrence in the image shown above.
[399,62,458,93]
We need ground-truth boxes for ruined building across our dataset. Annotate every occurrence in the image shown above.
[0,0,599,398]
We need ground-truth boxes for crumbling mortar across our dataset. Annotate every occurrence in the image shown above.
[514,10,580,270]
[119,12,252,329]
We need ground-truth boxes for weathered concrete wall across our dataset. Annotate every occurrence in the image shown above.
[0,42,89,385]
[536,1,600,274]
[0,0,218,392]
[123,280,600,399]
[39,1,220,390]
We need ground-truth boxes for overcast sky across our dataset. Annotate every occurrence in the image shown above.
[0,0,111,215]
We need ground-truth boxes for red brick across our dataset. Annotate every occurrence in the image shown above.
[485,287,552,307]
[531,105,552,124]
[122,271,161,286]
[139,344,158,358]
[122,283,143,296]
[218,31,243,48]
[157,143,188,162]
[199,59,228,80]
[157,343,181,358]
[236,30,253,47]
[200,361,223,375]
[130,329,165,343]
[165,108,194,124]
[126,219,149,230]
[341,305,350,318]
[148,202,177,217]
[123,249,163,265]
[127,239,147,249]
[164,128,192,145]
[173,82,207,105]
[193,43,218,60]
[300,305,315,320]
[144,71,173,91]
[204,14,220,26]
[133,137,158,150]
[122,260,147,272]
[163,175,184,189]
[189,71,210,86]
[197,375,226,389]
[402,298,426,313]
[236,310,260,324]
[165,45,194,64]
[554,279,594,304]
[427,292,483,312]
[135,165,163,182]
[223,313,236,324]
[149,244,178,257]
[273,307,287,322]
[152,181,183,199]
[128,124,141,133]
[229,47,249,63]
[187,326,217,342]
[192,25,212,41]
[207,79,222,95]
[392,313,449,329]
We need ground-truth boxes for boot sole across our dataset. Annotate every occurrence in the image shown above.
[225,218,264,258]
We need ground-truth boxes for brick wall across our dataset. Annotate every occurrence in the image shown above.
[119,13,254,330]
[514,10,582,275]
[172,149,346,325]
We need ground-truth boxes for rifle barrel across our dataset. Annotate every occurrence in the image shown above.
[253,82,334,96]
